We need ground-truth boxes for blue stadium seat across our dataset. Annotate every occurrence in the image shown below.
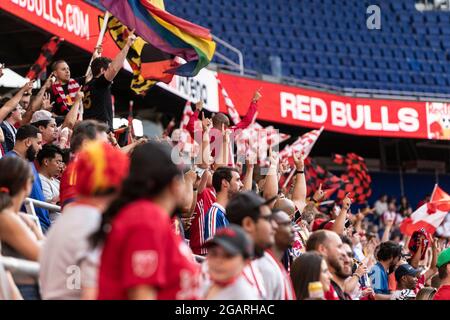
[165,0,450,94]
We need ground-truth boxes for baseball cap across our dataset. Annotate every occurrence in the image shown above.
[204,224,254,259]
[226,191,277,224]
[74,141,130,196]
[395,263,420,282]
[437,247,450,268]
[31,110,53,123]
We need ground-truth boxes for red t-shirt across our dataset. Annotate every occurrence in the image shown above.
[189,188,216,255]
[59,159,78,208]
[97,199,201,300]
[434,285,450,300]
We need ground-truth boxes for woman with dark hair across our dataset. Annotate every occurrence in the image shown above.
[0,157,44,300]
[290,251,332,300]
[91,142,200,300]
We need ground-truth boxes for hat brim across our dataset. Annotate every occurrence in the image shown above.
[204,238,242,257]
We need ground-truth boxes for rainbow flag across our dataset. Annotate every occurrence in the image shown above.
[100,0,216,77]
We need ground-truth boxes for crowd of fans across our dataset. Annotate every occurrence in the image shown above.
[0,33,450,300]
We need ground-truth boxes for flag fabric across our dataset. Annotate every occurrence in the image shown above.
[216,74,241,125]
[26,36,63,80]
[280,127,324,160]
[332,153,372,204]
[304,157,344,198]
[100,0,216,77]
[101,16,179,95]
[400,185,450,236]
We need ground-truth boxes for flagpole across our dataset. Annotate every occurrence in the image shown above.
[80,11,111,118]
[430,183,438,201]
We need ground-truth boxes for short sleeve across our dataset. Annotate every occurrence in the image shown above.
[121,224,168,291]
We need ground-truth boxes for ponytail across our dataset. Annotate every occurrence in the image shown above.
[0,187,12,212]
[0,157,32,213]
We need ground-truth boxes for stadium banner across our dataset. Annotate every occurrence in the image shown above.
[158,68,220,113]
[216,73,450,141]
[0,0,119,58]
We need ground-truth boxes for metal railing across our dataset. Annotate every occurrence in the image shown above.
[24,198,61,234]
[0,256,39,277]
[212,35,244,75]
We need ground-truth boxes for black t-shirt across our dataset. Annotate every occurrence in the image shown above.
[82,75,113,129]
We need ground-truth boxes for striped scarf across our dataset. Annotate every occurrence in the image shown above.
[51,79,80,114]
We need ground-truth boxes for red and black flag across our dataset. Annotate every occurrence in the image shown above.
[304,157,344,199]
[26,36,63,81]
[101,16,179,96]
[332,153,372,204]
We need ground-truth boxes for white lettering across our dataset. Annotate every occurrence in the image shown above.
[297,95,311,122]
[310,97,327,123]
[331,101,347,127]
[56,0,64,27]
[280,92,297,119]
[380,106,399,131]
[347,104,364,129]
[398,108,419,132]
[364,105,382,130]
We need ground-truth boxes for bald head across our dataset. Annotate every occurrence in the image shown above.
[274,198,296,217]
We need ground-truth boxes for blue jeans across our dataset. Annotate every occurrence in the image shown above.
[17,284,41,300]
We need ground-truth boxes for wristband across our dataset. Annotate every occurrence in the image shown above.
[295,170,304,175]
[193,188,198,192]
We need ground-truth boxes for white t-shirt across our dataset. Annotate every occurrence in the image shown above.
[391,289,416,300]
[38,174,60,203]
[39,204,101,300]
[255,251,286,300]
[204,275,260,300]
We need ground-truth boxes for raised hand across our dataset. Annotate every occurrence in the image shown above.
[201,112,212,132]
[342,193,352,211]
[126,29,137,47]
[293,152,304,171]
[312,183,325,202]
[195,101,204,112]
[252,87,262,102]
[22,80,35,93]
[42,92,54,111]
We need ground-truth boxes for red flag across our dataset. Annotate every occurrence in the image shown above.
[26,36,63,80]
[400,185,450,236]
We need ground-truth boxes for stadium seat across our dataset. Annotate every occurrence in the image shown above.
[165,0,450,94]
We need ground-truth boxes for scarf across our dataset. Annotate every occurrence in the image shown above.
[51,79,80,114]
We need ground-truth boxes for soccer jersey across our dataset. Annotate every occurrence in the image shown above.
[369,262,390,294]
[97,199,201,300]
[202,202,229,250]
[189,188,216,255]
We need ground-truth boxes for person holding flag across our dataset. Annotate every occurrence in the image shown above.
[82,30,136,130]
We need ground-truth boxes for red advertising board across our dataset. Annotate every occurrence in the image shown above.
[0,0,119,58]
[216,73,450,140]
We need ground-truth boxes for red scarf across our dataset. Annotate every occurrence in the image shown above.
[51,79,80,113]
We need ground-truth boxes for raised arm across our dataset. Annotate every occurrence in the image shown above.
[0,81,34,122]
[21,78,53,125]
[104,30,136,82]
[233,90,261,130]
[291,153,307,213]
[186,102,202,139]
[263,148,279,207]
[333,194,352,235]
[242,159,254,191]
[62,90,83,130]
[381,219,393,243]
[200,112,212,169]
